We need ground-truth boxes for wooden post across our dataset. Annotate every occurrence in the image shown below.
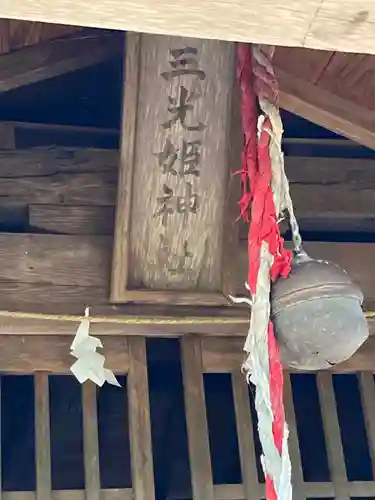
[127,337,155,500]
[34,373,52,500]
[111,33,240,306]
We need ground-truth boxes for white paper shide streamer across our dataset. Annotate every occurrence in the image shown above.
[70,307,121,387]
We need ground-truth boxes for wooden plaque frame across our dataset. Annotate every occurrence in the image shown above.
[111,33,240,306]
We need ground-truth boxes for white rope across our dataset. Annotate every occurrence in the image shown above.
[252,45,302,252]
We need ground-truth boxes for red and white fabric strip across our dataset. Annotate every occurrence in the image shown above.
[236,43,293,500]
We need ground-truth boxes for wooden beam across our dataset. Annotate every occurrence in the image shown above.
[0,335,129,373]
[0,29,123,93]
[0,234,374,334]
[4,146,375,235]
[0,120,119,149]
[277,68,375,150]
[29,205,115,235]
[239,155,375,237]
[2,1,375,54]
[201,336,375,373]
[0,332,373,374]
[0,147,118,176]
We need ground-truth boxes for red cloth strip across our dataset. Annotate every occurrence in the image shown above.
[237,42,291,500]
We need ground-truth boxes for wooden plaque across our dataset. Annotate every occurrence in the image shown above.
[111,33,240,305]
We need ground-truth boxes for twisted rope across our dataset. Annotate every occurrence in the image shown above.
[237,43,293,500]
[0,310,249,325]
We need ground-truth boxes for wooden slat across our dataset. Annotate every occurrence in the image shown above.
[0,171,116,205]
[127,337,155,500]
[0,148,118,176]
[82,382,100,500]
[34,372,52,500]
[316,372,349,500]
[0,335,129,374]
[0,234,111,287]
[29,205,115,235]
[181,336,214,500]
[0,282,109,309]
[231,370,260,500]
[358,372,375,479]
[283,374,305,499]
[237,156,375,237]
[0,29,123,93]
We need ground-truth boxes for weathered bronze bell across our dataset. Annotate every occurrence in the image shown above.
[271,249,369,371]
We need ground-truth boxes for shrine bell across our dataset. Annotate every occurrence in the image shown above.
[270,249,369,371]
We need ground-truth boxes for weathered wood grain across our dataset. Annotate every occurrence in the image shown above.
[3,0,375,54]
[0,282,108,309]
[0,29,123,93]
[4,147,375,235]
[0,335,128,373]
[30,205,115,235]
[2,121,119,149]
[82,382,101,500]
[129,35,233,291]
[0,233,111,287]
[201,335,375,373]
[0,332,375,377]
[0,148,118,176]
[112,33,238,304]
[0,491,132,500]
[277,67,375,150]
[0,234,374,322]
[0,20,80,55]
[34,373,52,500]
[274,46,334,85]
[231,370,260,500]
[181,336,214,500]
[127,337,155,500]
[239,156,375,237]
[5,146,375,236]
[0,171,116,205]
[111,32,138,303]
[317,373,350,500]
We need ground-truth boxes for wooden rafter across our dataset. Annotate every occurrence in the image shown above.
[0,29,123,93]
[276,67,375,150]
[1,0,375,54]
